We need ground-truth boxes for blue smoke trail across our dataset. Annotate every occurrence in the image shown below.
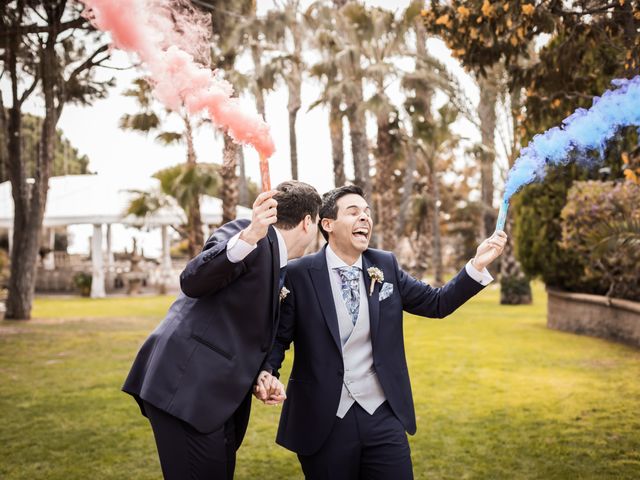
[495,75,640,231]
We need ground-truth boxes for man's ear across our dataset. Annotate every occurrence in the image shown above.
[302,215,313,232]
[321,217,333,234]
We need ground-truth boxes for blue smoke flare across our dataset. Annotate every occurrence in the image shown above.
[496,75,640,231]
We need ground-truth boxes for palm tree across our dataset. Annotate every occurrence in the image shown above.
[589,219,640,252]
[400,0,484,275]
[396,7,432,240]
[273,1,305,180]
[419,106,462,285]
[408,175,433,279]
[120,78,209,256]
[337,3,372,199]
[499,81,532,305]
[245,6,280,198]
[306,1,371,196]
[249,1,307,180]
[306,9,346,187]
[199,0,255,222]
[477,63,503,238]
[362,4,430,250]
[127,163,221,258]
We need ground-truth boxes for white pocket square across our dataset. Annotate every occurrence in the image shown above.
[379,282,394,301]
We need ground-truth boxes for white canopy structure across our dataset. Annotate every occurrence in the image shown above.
[0,175,251,298]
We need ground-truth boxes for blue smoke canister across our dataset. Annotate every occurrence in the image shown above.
[495,199,509,232]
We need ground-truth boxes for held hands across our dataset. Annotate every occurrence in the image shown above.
[240,190,278,245]
[253,370,287,406]
[472,230,508,271]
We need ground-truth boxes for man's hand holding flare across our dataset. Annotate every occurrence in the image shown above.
[253,370,286,405]
[471,230,508,271]
[240,190,278,245]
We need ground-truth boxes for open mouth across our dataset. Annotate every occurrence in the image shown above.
[352,227,370,241]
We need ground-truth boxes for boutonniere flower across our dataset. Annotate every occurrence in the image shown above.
[367,267,384,296]
[279,286,290,302]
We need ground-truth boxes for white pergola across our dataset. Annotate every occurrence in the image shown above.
[0,175,251,298]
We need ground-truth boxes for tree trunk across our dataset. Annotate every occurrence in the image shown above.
[5,103,38,319]
[329,97,345,187]
[398,19,431,240]
[221,133,239,224]
[499,83,532,305]
[431,160,443,286]
[287,20,303,180]
[374,111,396,250]
[346,80,371,200]
[184,115,203,257]
[621,1,639,76]
[500,215,532,305]
[478,66,498,238]
[186,196,203,258]
[288,106,300,180]
[247,42,265,204]
[251,44,266,119]
[237,147,249,206]
[6,18,58,320]
[409,177,432,280]
[396,140,417,238]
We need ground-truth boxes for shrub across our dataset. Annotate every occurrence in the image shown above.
[72,272,92,297]
[513,166,597,292]
[500,275,532,305]
[561,180,640,301]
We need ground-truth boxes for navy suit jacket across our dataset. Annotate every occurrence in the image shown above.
[123,219,282,442]
[265,246,485,455]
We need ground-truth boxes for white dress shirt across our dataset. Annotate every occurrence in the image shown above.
[464,260,494,286]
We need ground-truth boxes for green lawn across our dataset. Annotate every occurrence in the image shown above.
[1,283,639,479]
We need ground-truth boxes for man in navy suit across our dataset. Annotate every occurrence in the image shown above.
[123,181,321,479]
[260,185,507,479]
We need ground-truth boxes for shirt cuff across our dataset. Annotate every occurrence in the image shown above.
[465,260,494,286]
[226,231,257,263]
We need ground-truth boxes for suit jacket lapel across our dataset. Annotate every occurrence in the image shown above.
[268,227,280,325]
[362,252,380,347]
[309,247,342,353]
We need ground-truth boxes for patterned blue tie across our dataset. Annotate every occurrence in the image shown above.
[335,266,361,325]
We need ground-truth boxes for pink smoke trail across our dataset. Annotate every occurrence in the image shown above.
[79,0,276,184]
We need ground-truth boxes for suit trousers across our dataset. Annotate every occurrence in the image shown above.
[143,400,241,480]
[297,402,413,480]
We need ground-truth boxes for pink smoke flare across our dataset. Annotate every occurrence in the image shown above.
[79,0,276,159]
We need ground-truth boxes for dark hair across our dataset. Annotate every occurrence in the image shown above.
[318,185,365,241]
[273,180,322,230]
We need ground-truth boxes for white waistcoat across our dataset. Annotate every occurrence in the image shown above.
[329,267,387,418]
